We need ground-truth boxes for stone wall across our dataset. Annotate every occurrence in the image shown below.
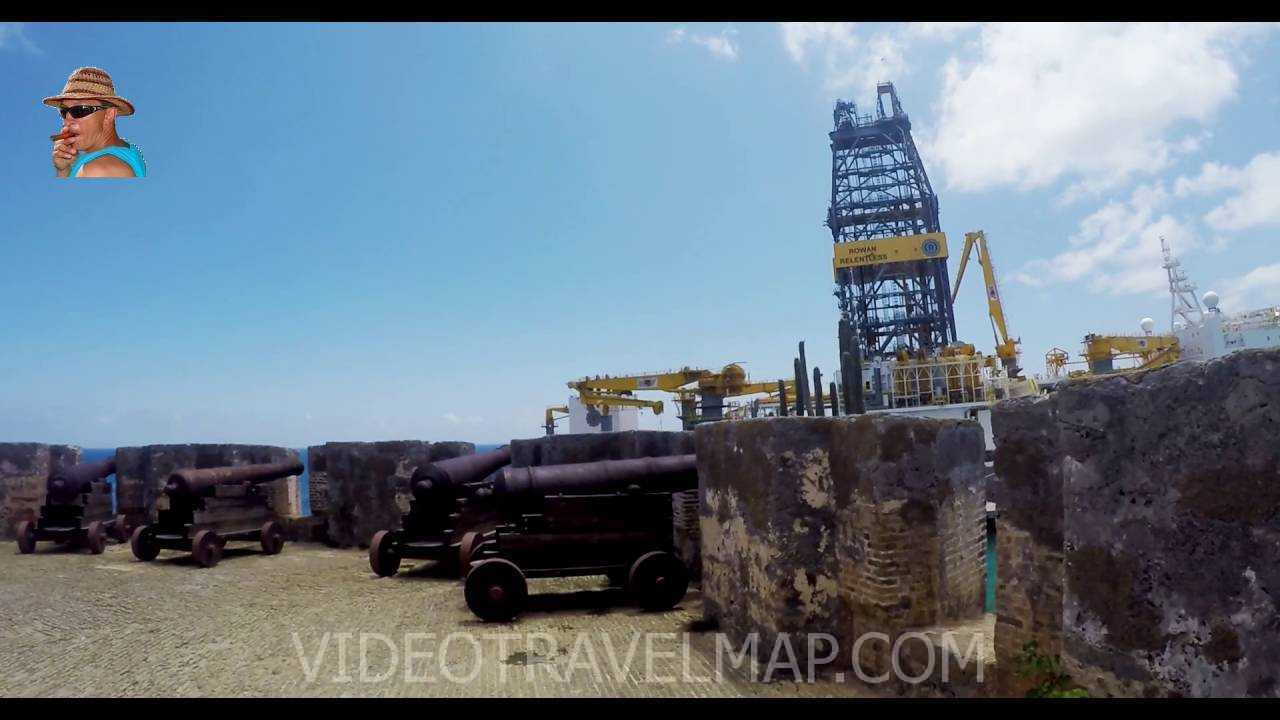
[992,348,1280,697]
[511,431,700,576]
[114,444,301,527]
[696,415,987,681]
[307,440,474,548]
[0,443,82,539]
[990,396,1068,696]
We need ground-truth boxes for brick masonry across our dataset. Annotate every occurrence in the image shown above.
[306,440,474,548]
[0,443,82,539]
[695,416,987,683]
[990,395,1067,696]
[992,348,1280,697]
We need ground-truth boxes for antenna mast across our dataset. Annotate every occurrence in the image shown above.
[1162,236,1202,329]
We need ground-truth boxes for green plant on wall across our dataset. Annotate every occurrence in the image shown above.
[1014,641,1089,698]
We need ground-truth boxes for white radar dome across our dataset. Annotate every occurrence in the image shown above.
[1203,291,1220,309]
[1140,317,1155,333]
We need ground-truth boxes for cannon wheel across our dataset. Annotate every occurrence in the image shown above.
[130,525,160,561]
[627,551,689,611]
[465,558,528,622]
[111,514,131,543]
[369,530,401,577]
[260,520,285,555]
[192,529,223,568]
[457,531,483,577]
[86,521,107,555]
[16,520,36,554]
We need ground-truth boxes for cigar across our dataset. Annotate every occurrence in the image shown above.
[50,131,73,141]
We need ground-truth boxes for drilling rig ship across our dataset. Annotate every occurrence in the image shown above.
[546,83,1036,448]
[547,82,1277,449]
[818,83,1035,452]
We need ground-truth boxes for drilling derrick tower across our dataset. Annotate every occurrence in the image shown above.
[827,82,956,359]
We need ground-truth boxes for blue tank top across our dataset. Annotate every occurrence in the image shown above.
[70,142,147,178]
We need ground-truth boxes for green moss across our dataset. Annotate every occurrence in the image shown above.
[1014,640,1089,698]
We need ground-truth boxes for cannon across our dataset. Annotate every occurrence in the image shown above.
[368,446,511,577]
[494,455,697,500]
[129,459,301,568]
[462,453,697,622]
[15,457,127,555]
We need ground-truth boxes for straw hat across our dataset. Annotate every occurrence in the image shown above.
[42,67,135,116]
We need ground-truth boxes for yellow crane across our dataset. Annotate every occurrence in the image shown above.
[567,366,711,417]
[1043,320,1180,381]
[1081,331,1180,375]
[670,364,797,422]
[952,230,1022,379]
[1044,347,1072,379]
[543,405,569,436]
[561,364,795,431]
[693,363,788,398]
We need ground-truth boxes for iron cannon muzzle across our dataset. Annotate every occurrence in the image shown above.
[495,454,698,500]
[46,457,117,505]
[410,445,512,501]
[165,459,303,498]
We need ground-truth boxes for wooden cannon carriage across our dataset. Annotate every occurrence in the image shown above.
[129,459,300,568]
[15,458,128,554]
[461,454,697,621]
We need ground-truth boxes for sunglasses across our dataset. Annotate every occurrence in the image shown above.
[59,104,111,119]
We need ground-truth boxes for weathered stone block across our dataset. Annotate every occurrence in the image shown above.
[696,415,986,681]
[0,443,82,538]
[307,440,474,548]
[307,446,329,517]
[990,394,1068,696]
[992,349,1280,698]
[114,444,300,527]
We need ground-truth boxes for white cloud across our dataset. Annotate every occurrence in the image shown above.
[928,23,1276,194]
[1176,151,1280,231]
[668,26,739,62]
[904,22,980,41]
[781,22,856,65]
[780,22,907,97]
[1012,182,1197,296]
[442,412,484,426]
[1174,160,1243,198]
[1216,263,1280,312]
[0,22,40,53]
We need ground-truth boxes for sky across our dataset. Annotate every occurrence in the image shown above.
[2,22,1279,447]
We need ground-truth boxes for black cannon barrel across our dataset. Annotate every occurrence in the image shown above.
[411,446,512,499]
[165,459,303,498]
[47,458,117,504]
[496,454,698,499]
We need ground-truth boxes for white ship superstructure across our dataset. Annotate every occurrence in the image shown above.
[1164,236,1280,362]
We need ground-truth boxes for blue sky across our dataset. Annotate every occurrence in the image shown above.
[2,22,1279,447]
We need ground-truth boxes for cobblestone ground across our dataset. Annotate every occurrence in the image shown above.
[0,542,899,698]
